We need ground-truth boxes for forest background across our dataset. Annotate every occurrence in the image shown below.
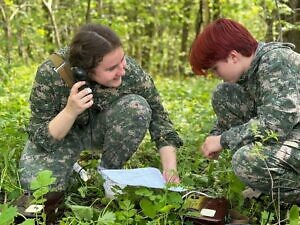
[0,0,299,224]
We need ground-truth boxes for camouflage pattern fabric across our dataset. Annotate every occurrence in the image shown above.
[210,42,300,204]
[19,49,183,190]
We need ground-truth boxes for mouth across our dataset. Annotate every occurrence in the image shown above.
[113,76,123,81]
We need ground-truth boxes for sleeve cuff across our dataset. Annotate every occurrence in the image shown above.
[220,133,229,149]
[155,134,183,150]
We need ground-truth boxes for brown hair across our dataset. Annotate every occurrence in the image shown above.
[69,23,122,71]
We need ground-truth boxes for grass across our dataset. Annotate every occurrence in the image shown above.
[0,64,299,224]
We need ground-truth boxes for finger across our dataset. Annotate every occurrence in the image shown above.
[70,81,87,95]
[209,152,219,160]
[169,175,180,184]
[80,94,93,104]
[201,146,210,157]
[201,143,206,152]
[163,170,180,184]
[83,99,94,109]
[77,87,92,99]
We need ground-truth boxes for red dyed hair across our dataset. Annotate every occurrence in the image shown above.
[189,18,258,75]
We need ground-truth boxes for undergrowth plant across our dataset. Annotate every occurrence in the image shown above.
[250,122,300,225]
[0,65,299,224]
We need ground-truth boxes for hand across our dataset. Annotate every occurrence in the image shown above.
[163,169,180,184]
[159,146,180,184]
[201,135,223,159]
[65,81,93,117]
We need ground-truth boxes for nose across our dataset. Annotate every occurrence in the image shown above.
[117,59,126,76]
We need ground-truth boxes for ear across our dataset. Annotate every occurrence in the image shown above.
[228,50,240,63]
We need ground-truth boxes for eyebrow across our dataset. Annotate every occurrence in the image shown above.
[105,54,125,71]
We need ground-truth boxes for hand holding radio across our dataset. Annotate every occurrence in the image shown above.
[65,81,94,117]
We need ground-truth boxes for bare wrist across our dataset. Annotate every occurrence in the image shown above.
[63,106,78,119]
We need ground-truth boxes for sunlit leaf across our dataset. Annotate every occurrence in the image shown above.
[140,198,156,218]
[289,205,299,225]
[0,205,18,225]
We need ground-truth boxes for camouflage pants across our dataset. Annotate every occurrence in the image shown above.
[19,94,152,190]
[212,83,300,204]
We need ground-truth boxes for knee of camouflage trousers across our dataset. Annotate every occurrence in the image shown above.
[19,94,152,191]
[100,94,152,169]
[19,141,81,192]
[231,142,300,204]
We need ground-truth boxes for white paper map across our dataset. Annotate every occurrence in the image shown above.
[98,167,185,192]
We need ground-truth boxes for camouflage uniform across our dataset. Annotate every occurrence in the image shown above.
[19,48,183,190]
[210,42,300,204]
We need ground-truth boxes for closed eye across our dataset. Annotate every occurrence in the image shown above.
[106,55,125,71]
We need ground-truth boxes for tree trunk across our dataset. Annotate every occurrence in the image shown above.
[179,0,193,74]
[212,0,220,20]
[0,2,24,64]
[0,10,12,64]
[97,0,103,17]
[18,27,29,64]
[141,22,154,71]
[42,0,61,48]
[141,1,157,71]
[194,0,203,37]
[202,0,210,27]
[86,0,91,23]
[264,16,274,42]
[282,0,300,52]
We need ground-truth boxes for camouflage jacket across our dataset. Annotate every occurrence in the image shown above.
[27,48,183,152]
[220,42,300,150]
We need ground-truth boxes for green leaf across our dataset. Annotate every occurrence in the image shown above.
[97,211,116,224]
[289,205,299,225]
[229,174,245,193]
[32,186,49,202]
[19,219,36,225]
[0,205,18,225]
[68,205,94,221]
[140,198,156,219]
[158,204,175,213]
[119,199,134,211]
[30,170,56,190]
[260,211,274,225]
[126,209,136,218]
[135,188,154,198]
[167,192,183,207]
[78,186,88,198]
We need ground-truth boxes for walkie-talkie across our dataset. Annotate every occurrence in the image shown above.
[71,67,94,150]
[71,66,90,91]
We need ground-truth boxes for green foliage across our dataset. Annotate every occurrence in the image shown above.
[1,65,299,224]
[0,65,34,193]
[1,1,299,223]
[260,210,275,225]
[30,170,56,205]
[68,205,95,222]
[0,204,18,225]
[97,211,117,224]
[1,1,298,77]
[19,219,35,225]
[289,205,299,225]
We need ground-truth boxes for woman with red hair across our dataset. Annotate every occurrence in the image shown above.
[190,18,300,204]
